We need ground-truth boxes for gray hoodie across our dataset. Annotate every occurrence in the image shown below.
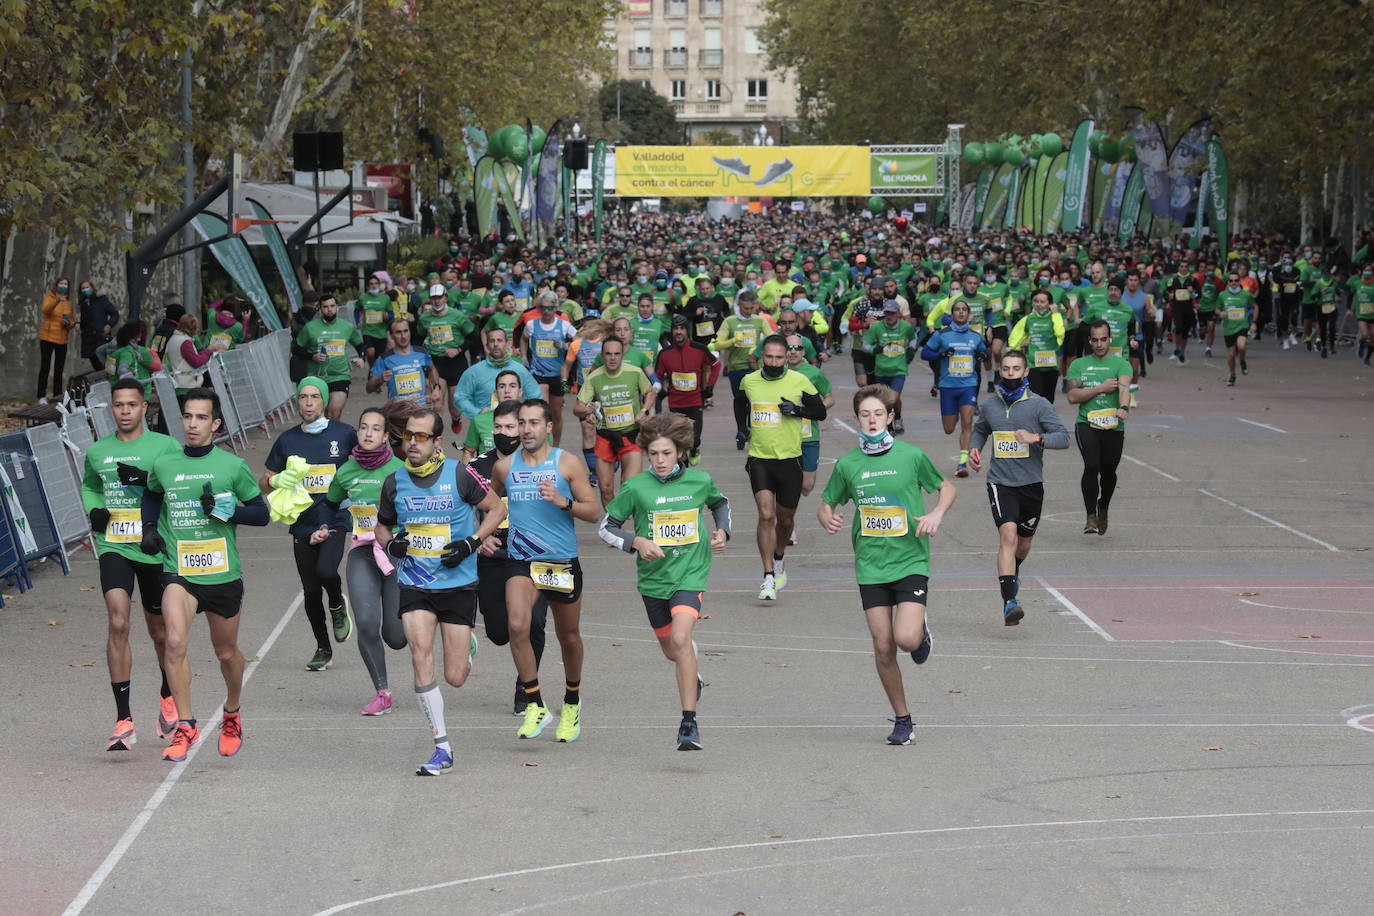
[969,389,1069,486]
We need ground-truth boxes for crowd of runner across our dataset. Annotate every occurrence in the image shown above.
[79,210,1374,767]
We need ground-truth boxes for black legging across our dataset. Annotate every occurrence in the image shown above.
[1075,423,1125,515]
[477,556,548,665]
[672,406,704,452]
[37,340,67,399]
[293,531,348,652]
[1028,368,1059,403]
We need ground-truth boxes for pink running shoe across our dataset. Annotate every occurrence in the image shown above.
[362,690,393,716]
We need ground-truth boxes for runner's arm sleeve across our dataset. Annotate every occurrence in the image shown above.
[1007,317,1028,351]
[733,389,750,432]
[231,494,270,526]
[790,390,827,421]
[708,496,732,541]
[140,487,163,530]
[597,514,636,553]
[80,453,104,512]
[1038,400,1071,449]
[919,332,943,362]
[969,411,991,452]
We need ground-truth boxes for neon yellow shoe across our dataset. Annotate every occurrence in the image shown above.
[556,703,582,743]
[518,703,550,739]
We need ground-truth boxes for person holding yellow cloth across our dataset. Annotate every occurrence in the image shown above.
[260,377,359,671]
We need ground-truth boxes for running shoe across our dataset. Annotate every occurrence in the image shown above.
[955,462,969,478]
[556,702,582,743]
[1177,350,1185,364]
[711,156,751,179]
[513,679,528,717]
[886,717,914,746]
[1241,359,1248,375]
[518,703,551,739]
[1003,598,1024,626]
[1282,338,1292,350]
[451,419,462,435]
[688,450,701,467]
[306,648,332,671]
[416,745,453,776]
[218,711,242,757]
[469,631,478,661]
[106,718,136,752]
[1204,347,1213,358]
[930,386,938,398]
[911,623,932,664]
[158,696,178,739]
[1305,337,1313,351]
[704,397,714,409]
[1365,355,1372,367]
[773,559,787,590]
[1083,513,1098,535]
[677,718,702,751]
[362,690,393,716]
[1226,376,1236,387]
[330,597,353,643]
[892,417,905,434]
[1097,508,1109,535]
[757,575,777,601]
[1320,346,1328,359]
[162,722,200,761]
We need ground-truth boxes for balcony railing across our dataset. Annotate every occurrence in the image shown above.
[628,49,652,69]
[665,0,687,16]
[699,49,722,68]
[701,0,723,16]
[664,49,687,68]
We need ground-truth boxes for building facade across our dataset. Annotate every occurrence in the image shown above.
[606,0,798,143]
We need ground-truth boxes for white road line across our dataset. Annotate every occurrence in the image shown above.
[1237,417,1290,434]
[63,591,303,916]
[313,808,1374,915]
[1122,454,1180,481]
[1198,489,1340,552]
[831,416,860,435]
[1034,576,1115,641]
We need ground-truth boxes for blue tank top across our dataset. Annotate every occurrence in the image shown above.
[574,336,604,386]
[504,447,576,561]
[527,319,571,377]
[392,460,478,589]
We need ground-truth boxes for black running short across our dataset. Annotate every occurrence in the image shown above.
[534,374,564,392]
[851,347,876,376]
[1172,306,1197,336]
[327,379,351,395]
[99,552,165,614]
[859,574,930,610]
[399,584,478,627]
[160,574,244,619]
[746,455,803,509]
[642,589,702,637]
[1224,332,1246,349]
[988,325,1009,344]
[510,557,584,605]
[432,354,465,385]
[986,481,1045,538]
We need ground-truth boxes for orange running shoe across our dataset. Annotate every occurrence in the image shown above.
[157,696,178,739]
[218,711,243,757]
[162,722,200,761]
[106,718,136,752]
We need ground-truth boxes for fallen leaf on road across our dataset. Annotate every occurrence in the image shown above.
[1297,634,1321,639]
[1239,592,1260,596]
[1084,666,1097,670]
[245,656,260,662]
[771,663,789,668]
[1106,795,1121,799]
[763,834,783,839]
[522,762,539,767]
[1205,746,1223,751]
[1111,618,1124,622]
[610,643,622,647]
[705,651,725,656]
[701,614,712,619]
[947,689,962,694]
[47,620,62,626]
[68,663,93,668]
[80,586,95,592]
[489,888,503,893]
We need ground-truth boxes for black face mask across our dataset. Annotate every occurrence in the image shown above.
[760,363,786,381]
[493,432,520,455]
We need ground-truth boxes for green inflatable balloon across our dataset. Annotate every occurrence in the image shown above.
[1004,147,1025,167]
[1099,137,1121,163]
[486,127,508,160]
[963,142,985,165]
[1040,133,1063,157]
[867,196,886,215]
[528,125,547,155]
[500,125,528,163]
[1028,133,1043,155]
[984,143,1005,166]
[1087,130,1105,156]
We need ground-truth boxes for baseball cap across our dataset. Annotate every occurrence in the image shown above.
[868,276,885,290]
[882,300,900,314]
[429,283,445,297]
[670,314,690,328]
[655,268,669,279]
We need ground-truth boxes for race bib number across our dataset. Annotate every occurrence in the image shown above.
[736,327,758,348]
[751,402,781,428]
[1322,302,1336,314]
[105,508,142,543]
[603,403,634,428]
[430,325,454,344]
[858,505,908,538]
[499,496,509,530]
[365,309,386,326]
[992,430,1029,459]
[1108,346,1122,358]
[530,561,574,593]
[651,509,699,547]
[211,332,232,349]
[323,339,345,357]
[883,341,905,357]
[695,321,715,337]
[406,523,449,558]
[393,369,423,395]
[1283,283,1297,293]
[1174,289,1192,301]
[801,419,812,438]
[177,537,229,576]
[1226,307,1246,323]
[653,301,668,315]
[671,371,697,392]
[948,354,974,376]
[301,464,336,494]
[988,298,1002,310]
[348,505,377,535]
[1087,408,1119,430]
[1033,350,1057,368]
[535,339,558,359]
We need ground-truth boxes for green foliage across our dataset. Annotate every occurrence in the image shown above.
[695,128,741,146]
[597,81,681,145]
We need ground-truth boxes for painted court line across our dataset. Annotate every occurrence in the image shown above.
[831,416,860,436]
[63,591,304,916]
[314,808,1374,914]
[1237,417,1290,434]
[1122,454,1180,482]
[1034,576,1115,641]
[1198,489,1340,552]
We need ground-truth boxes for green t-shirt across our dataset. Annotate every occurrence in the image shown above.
[357,291,394,338]
[295,316,363,382]
[959,291,991,330]
[1079,284,1111,323]
[465,410,495,454]
[81,430,180,562]
[1082,300,1133,357]
[979,281,1010,327]
[604,468,724,599]
[718,315,769,372]
[1218,289,1255,335]
[578,365,652,431]
[147,446,261,585]
[1352,278,1374,319]
[1014,310,1064,369]
[629,316,668,361]
[420,307,475,358]
[205,320,244,352]
[486,310,520,339]
[1197,279,1220,312]
[791,362,831,443]
[325,455,405,538]
[863,320,917,377]
[1300,265,1325,304]
[739,368,819,460]
[820,441,946,585]
[111,344,158,396]
[1066,354,1132,431]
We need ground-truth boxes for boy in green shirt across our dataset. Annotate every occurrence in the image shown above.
[1066,320,1133,535]
[862,302,917,433]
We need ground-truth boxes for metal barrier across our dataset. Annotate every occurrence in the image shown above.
[0,461,35,596]
[214,348,269,438]
[204,357,246,451]
[24,423,89,549]
[0,440,70,574]
[86,380,117,440]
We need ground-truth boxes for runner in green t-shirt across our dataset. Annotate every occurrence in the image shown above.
[141,387,269,761]
[1066,320,1133,536]
[711,291,772,447]
[818,384,955,746]
[1197,263,1221,355]
[599,413,731,751]
[575,336,656,504]
[293,293,365,419]
[784,334,835,498]
[1217,271,1255,386]
[1352,265,1374,365]
[862,302,918,433]
[80,378,181,751]
[629,294,670,362]
[357,276,396,363]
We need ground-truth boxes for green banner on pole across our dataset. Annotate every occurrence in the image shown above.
[980,165,1014,229]
[1060,120,1094,232]
[1029,155,1052,233]
[247,199,302,315]
[1090,162,1115,233]
[971,169,994,230]
[474,156,498,238]
[1206,137,1229,253]
[1118,165,1146,242]
[191,213,282,330]
[1003,166,1022,229]
[495,160,523,240]
[592,140,607,243]
[1042,152,1070,233]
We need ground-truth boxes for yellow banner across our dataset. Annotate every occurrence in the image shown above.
[616,146,869,197]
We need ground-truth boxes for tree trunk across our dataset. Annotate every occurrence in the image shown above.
[1300,190,1315,246]
[1330,156,1348,242]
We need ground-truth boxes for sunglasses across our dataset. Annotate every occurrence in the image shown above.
[785,344,805,351]
[401,431,436,443]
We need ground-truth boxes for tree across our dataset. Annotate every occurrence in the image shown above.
[597,81,681,145]
[695,128,740,146]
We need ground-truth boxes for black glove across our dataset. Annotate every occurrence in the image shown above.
[89,507,111,533]
[439,535,479,568]
[385,532,411,561]
[116,462,148,487]
[779,398,800,418]
[199,482,215,516]
[941,348,956,359]
[139,530,165,556]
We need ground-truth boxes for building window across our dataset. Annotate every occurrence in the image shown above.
[634,27,651,50]
[665,0,687,16]
[701,0,722,15]
[665,27,687,67]
[744,27,761,54]
[705,79,721,101]
[701,27,722,67]
[670,79,687,101]
[746,78,768,101]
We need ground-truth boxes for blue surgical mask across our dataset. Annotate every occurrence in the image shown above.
[302,417,328,434]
